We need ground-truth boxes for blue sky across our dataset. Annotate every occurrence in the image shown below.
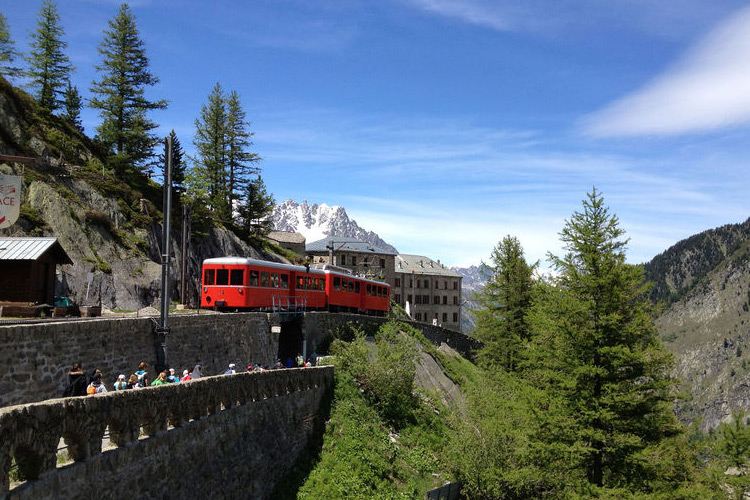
[3,0,749,267]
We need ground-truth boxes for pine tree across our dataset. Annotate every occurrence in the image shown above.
[238,175,275,239]
[523,188,681,491]
[189,83,262,225]
[25,0,73,111]
[90,3,167,175]
[62,80,83,131]
[191,82,230,221]
[0,13,21,78]
[226,89,261,204]
[473,235,536,371]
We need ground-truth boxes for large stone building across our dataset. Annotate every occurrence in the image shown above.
[305,236,396,285]
[267,231,306,256]
[393,254,462,332]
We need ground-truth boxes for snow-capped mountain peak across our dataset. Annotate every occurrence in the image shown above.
[272,200,397,253]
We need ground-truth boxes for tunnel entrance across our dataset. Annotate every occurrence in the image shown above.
[278,322,304,367]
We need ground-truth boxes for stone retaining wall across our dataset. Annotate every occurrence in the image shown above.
[1,366,333,499]
[0,312,275,408]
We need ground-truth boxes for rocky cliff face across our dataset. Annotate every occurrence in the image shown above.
[654,232,750,430]
[0,77,277,310]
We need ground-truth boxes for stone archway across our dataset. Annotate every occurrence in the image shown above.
[278,322,304,367]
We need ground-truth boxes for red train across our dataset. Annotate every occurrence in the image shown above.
[200,257,390,315]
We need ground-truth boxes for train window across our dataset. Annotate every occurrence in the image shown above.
[333,277,341,290]
[230,269,244,286]
[249,270,259,286]
[379,286,384,297]
[366,284,371,295]
[280,274,289,289]
[306,277,312,290]
[216,269,229,285]
[319,279,326,292]
[271,273,279,288]
[355,282,360,294]
[261,272,270,287]
[341,278,347,292]
[297,276,305,288]
[204,269,215,285]
[348,280,354,293]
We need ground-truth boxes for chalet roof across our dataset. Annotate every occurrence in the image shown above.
[306,236,397,256]
[0,237,73,264]
[395,254,461,278]
[267,231,306,244]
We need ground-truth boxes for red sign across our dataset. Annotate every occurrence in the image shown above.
[0,175,22,229]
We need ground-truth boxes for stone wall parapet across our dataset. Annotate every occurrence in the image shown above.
[1,366,333,496]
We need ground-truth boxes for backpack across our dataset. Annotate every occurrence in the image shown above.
[86,383,96,395]
[136,371,147,387]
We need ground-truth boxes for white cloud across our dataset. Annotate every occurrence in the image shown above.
[582,5,750,137]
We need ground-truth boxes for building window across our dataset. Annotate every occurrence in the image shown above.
[453,281,458,289]
[442,296,447,305]
[340,255,346,266]
[395,294,401,304]
[352,256,357,266]
[395,278,401,287]
[423,295,429,304]
[442,313,447,322]
[444,281,448,289]
[424,279,429,289]
[433,296,440,305]
[453,296,458,305]
[380,258,385,268]
[407,294,412,304]
[416,280,420,289]
[453,313,458,322]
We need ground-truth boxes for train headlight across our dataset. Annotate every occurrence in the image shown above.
[237,288,243,294]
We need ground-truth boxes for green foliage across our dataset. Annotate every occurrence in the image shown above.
[89,3,167,173]
[61,80,83,131]
[332,323,420,428]
[25,0,73,111]
[236,175,275,241]
[18,203,50,235]
[0,13,21,78]
[188,82,261,225]
[473,235,536,371]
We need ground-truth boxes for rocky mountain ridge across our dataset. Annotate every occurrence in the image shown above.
[272,199,398,253]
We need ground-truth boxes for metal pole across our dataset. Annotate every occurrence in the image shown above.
[180,203,189,306]
[156,135,173,373]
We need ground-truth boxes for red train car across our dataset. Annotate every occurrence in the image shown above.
[323,267,390,315]
[201,257,326,311]
[200,258,390,315]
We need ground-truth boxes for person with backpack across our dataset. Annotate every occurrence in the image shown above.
[135,361,149,387]
[86,372,107,394]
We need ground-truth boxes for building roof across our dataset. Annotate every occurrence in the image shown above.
[0,237,73,264]
[306,236,397,256]
[394,254,461,278]
[267,231,306,244]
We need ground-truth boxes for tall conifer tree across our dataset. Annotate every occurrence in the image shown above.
[62,80,83,131]
[473,235,536,371]
[90,3,166,174]
[26,0,73,111]
[522,188,681,491]
[0,13,21,78]
[238,175,275,239]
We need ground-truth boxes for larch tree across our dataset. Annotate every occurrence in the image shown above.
[0,13,21,79]
[90,3,166,175]
[191,82,230,221]
[62,80,83,131]
[225,89,261,204]
[189,83,262,226]
[522,188,681,492]
[473,235,536,371]
[25,0,73,111]
[237,175,275,239]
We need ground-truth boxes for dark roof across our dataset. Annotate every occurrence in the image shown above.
[306,236,397,256]
[0,237,73,264]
